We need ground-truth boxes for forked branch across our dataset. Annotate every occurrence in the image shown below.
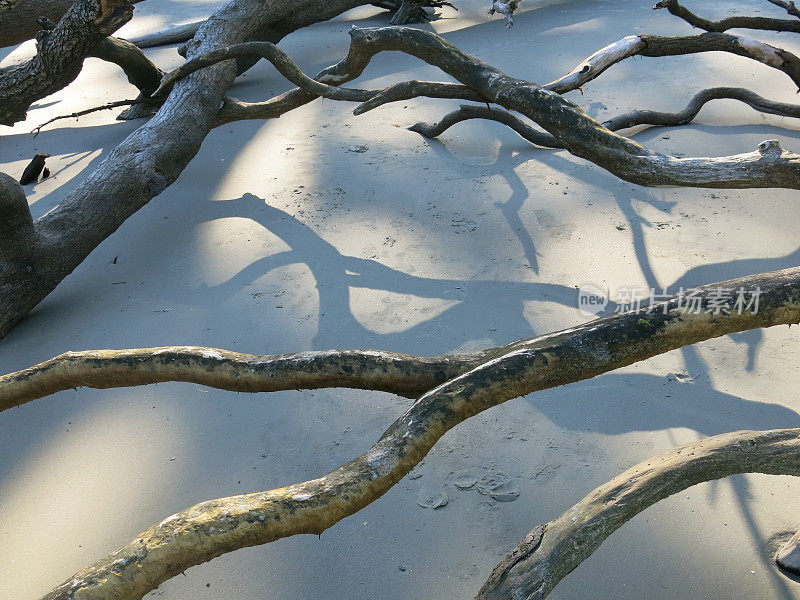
[38,266,800,599]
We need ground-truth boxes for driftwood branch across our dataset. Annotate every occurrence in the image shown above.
[89,35,163,97]
[767,0,800,19]
[476,428,800,600]
[0,0,144,48]
[0,0,135,125]
[603,86,800,130]
[410,85,800,147]
[0,346,492,410]
[653,0,800,34]
[166,28,800,189]
[37,266,800,599]
[127,19,204,48]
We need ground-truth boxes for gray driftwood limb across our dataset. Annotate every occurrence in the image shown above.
[476,428,800,600]
[126,18,204,48]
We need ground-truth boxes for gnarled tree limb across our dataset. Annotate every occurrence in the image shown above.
[39,266,800,599]
[0,0,135,125]
[603,86,800,130]
[653,0,800,34]
[162,28,800,189]
[476,428,800,600]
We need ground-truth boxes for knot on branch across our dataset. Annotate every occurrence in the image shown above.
[758,139,783,159]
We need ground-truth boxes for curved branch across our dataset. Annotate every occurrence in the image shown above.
[155,30,800,188]
[653,0,800,34]
[603,86,800,130]
[0,0,135,125]
[411,87,800,147]
[41,266,800,600]
[0,346,492,410]
[90,36,163,97]
[545,32,800,94]
[476,428,800,600]
[767,0,800,18]
[408,104,562,148]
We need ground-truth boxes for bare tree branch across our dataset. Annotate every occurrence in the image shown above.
[38,266,800,600]
[0,0,144,48]
[0,346,493,410]
[476,428,800,600]
[172,29,800,189]
[767,0,800,18]
[0,0,136,125]
[653,0,800,33]
[603,86,800,130]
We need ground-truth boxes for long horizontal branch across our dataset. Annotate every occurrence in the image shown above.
[41,266,800,600]
[603,86,800,130]
[476,428,800,600]
[0,346,493,410]
[411,86,800,146]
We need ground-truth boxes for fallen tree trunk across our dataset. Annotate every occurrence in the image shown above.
[476,428,800,600]
[34,266,800,599]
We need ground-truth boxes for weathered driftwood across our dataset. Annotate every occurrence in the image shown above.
[0,0,378,340]
[0,346,493,409]
[158,28,800,189]
[36,266,800,599]
[654,0,800,34]
[476,428,800,600]
[0,0,136,125]
[89,35,163,97]
[126,18,204,48]
[0,0,143,48]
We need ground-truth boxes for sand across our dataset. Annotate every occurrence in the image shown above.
[2,0,800,598]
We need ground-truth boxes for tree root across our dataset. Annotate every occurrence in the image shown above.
[476,428,800,599]
[36,266,800,599]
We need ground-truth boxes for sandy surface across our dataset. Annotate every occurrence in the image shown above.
[2,0,800,598]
